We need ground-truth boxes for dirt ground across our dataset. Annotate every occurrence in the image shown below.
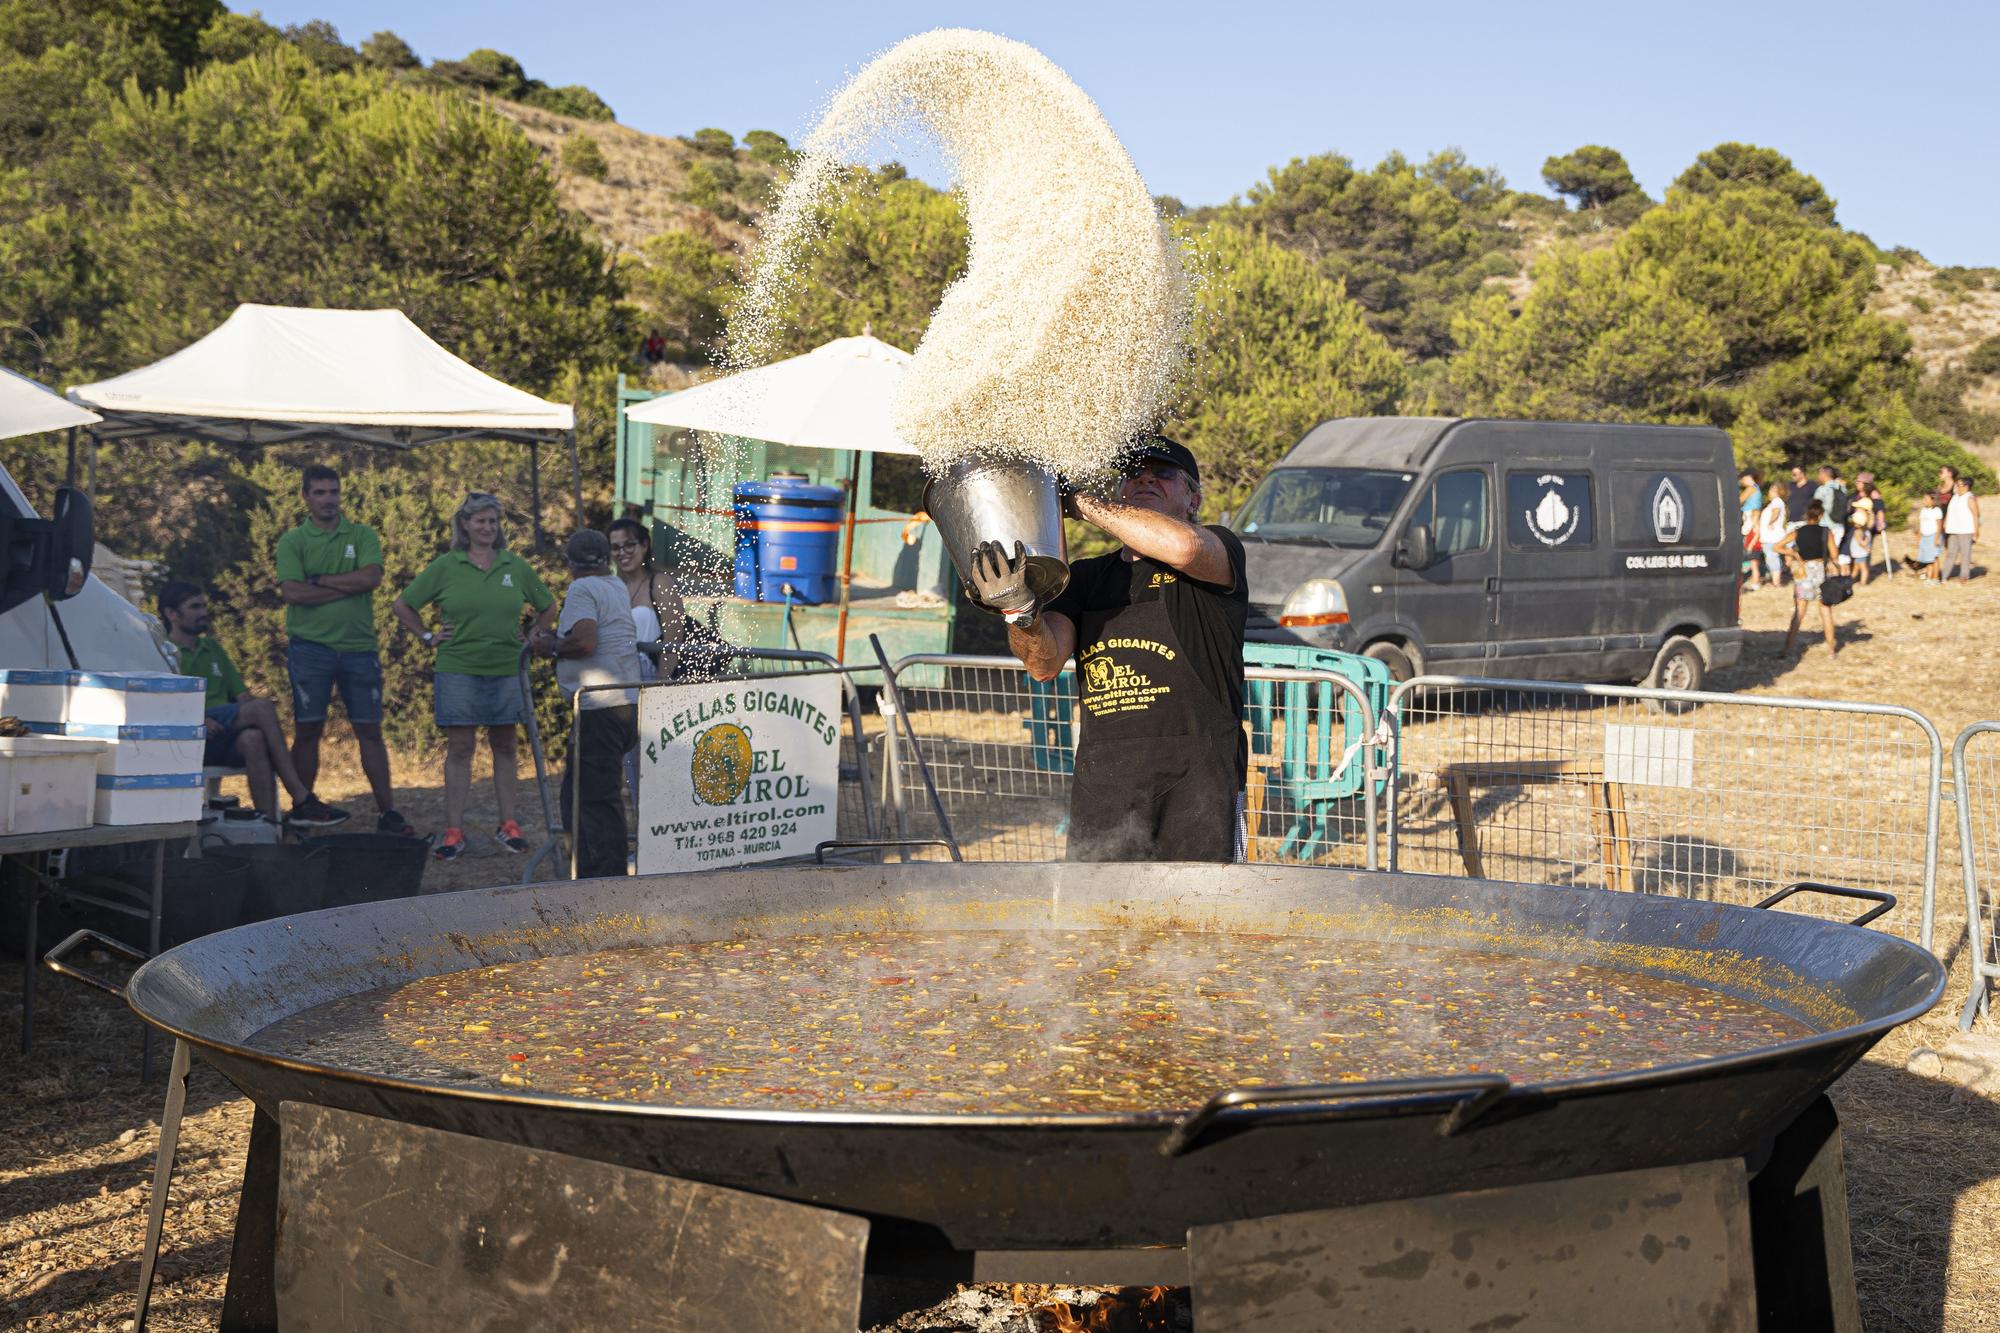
[6,559,2000,1330]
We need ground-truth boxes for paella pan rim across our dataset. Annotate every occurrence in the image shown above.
[118,861,1948,1132]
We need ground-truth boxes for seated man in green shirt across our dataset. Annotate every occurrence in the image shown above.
[276,464,411,835]
[157,580,349,828]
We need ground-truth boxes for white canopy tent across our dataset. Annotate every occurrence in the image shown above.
[625,334,921,658]
[625,333,916,453]
[66,304,581,541]
[1,365,100,442]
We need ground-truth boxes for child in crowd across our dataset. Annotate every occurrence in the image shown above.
[1844,512,1871,581]
[1917,492,1944,582]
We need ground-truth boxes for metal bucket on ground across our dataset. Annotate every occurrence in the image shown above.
[923,457,1070,611]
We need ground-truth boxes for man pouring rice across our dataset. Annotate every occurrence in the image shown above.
[976,435,1248,862]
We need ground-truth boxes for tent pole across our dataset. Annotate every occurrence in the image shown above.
[528,438,545,551]
[85,428,97,503]
[834,449,859,664]
[566,429,584,530]
[64,427,78,489]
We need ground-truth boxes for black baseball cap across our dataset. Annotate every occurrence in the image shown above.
[1121,433,1199,486]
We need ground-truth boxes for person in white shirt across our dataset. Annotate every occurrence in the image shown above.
[1758,482,1792,587]
[1942,476,1982,587]
[1917,493,1945,581]
[530,530,643,876]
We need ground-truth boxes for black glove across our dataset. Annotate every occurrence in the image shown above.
[970,540,1039,622]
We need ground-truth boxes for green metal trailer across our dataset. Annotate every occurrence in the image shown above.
[615,376,960,667]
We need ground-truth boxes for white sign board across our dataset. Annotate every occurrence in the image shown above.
[1603,723,1695,789]
[636,676,841,872]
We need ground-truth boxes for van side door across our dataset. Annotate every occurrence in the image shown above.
[1494,468,1608,677]
[1394,466,1495,668]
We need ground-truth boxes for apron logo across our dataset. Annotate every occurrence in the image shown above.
[690,723,753,805]
[1650,477,1685,545]
[1084,658,1116,693]
[1525,478,1581,547]
[1147,571,1177,588]
[501,573,514,587]
[344,543,356,559]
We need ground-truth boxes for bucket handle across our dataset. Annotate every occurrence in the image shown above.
[1754,881,1894,928]
[42,929,149,998]
[1160,1072,1511,1158]
[814,839,956,864]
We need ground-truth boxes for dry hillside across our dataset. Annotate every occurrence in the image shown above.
[1872,260,2000,416]
[497,102,2000,435]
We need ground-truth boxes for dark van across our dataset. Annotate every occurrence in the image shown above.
[1234,417,1744,689]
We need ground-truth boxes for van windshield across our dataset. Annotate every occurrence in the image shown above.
[1232,468,1414,548]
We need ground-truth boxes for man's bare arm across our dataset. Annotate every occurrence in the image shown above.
[1010,610,1076,683]
[1071,494,1233,587]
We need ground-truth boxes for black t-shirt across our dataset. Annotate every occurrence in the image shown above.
[1047,526,1249,740]
[1793,524,1829,561]
[1785,486,1813,524]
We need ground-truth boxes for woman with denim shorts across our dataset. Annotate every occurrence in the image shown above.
[392,493,557,862]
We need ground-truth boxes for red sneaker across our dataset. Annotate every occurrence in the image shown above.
[495,820,531,854]
[433,828,466,862]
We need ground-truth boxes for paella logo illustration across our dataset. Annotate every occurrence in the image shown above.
[1651,477,1685,544]
[1525,476,1581,547]
[1083,657,1115,693]
[690,722,754,805]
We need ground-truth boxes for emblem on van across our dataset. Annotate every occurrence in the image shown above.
[1526,477,1581,547]
[1651,477,1685,545]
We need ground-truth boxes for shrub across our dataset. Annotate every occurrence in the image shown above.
[677,158,739,211]
[1965,334,2000,378]
[1859,397,1998,503]
[561,133,608,181]
[523,84,614,122]
[359,30,419,71]
[743,129,791,165]
[690,127,735,156]
[1909,294,1931,314]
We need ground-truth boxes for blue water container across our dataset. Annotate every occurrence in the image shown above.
[732,479,845,604]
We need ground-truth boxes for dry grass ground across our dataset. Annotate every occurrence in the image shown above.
[8,561,2000,1330]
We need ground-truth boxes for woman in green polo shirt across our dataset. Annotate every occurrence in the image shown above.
[392,492,557,862]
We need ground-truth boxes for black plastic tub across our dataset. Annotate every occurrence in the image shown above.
[219,842,332,922]
[102,853,251,949]
[307,833,428,908]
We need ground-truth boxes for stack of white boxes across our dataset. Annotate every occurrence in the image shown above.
[1,669,206,825]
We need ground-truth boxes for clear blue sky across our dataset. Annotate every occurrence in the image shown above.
[248,0,1995,265]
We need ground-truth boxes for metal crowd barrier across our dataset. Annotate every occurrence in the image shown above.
[1951,722,2000,1028]
[1385,676,1945,945]
[878,654,1387,869]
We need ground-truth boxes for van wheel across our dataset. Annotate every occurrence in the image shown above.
[1647,638,1705,713]
[1363,641,1415,684]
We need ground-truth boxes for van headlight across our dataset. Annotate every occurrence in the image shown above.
[1279,579,1349,627]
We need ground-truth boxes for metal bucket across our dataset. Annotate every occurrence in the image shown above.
[923,457,1070,611]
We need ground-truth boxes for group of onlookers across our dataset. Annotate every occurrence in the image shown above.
[159,465,684,878]
[1738,462,1983,656]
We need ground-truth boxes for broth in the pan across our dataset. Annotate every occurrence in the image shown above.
[255,928,1812,1113]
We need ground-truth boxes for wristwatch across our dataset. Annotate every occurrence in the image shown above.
[306,573,321,586]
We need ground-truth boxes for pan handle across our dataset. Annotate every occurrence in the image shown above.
[1754,881,1895,928]
[42,929,149,998]
[1159,1072,1511,1158]
[813,839,956,864]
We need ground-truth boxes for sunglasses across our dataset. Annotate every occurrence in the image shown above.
[608,540,641,552]
[1124,460,1186,484]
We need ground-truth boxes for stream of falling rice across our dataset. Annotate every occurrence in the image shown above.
[730,28,1192,481]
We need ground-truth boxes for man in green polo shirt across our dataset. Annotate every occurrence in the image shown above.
[157,580,348,828]
[276,464,412,835]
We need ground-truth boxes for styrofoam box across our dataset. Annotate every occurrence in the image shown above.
[94,772,204,826]
[27,721,204,777]
[0,668,81,729]
[65,671,205,728]
[0,736,106,836]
